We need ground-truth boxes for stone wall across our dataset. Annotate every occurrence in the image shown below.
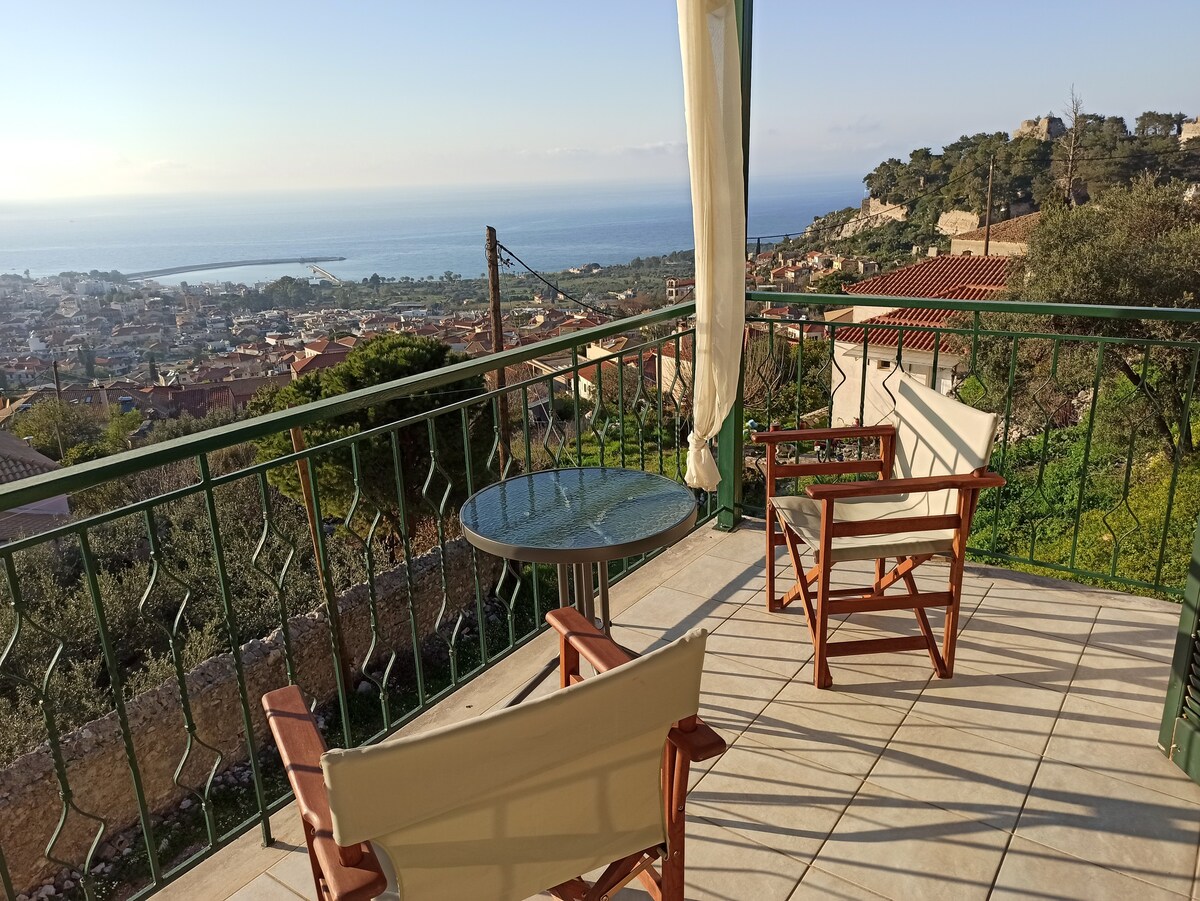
[936,210,983,237]
[0,538,504,894]
[1013,116,1065,141]
[838,197,908,239]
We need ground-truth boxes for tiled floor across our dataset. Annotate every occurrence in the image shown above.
[159,521,1200,900]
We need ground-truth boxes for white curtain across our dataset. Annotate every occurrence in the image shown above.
[677,0,746,491]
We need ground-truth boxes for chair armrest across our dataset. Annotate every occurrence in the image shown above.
[805,472,1006,501]
[751,424,895,444]
[262,686,335,837]
[668,721,727,763]
[262,686,387,901]
[546,607,634,674]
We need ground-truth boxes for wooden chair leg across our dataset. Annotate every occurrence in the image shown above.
[303,821,328,901]
[813,555,834,689]
[779,517,808,612]
[765,506,778,612]
[942,550,966,678]
[658,745,688,901]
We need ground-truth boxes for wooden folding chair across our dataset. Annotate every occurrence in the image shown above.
[753,371,1004,689]
[262,608,724,900]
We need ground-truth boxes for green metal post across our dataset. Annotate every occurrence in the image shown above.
[1159,515,1200,767]
[717,0,753,531]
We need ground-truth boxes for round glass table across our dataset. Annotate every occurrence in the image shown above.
[460,467,698,633]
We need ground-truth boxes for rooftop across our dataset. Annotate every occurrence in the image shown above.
[834,307,957,353]
[845,255,1011,301]
[952,211,1042,244]
[160,522,1197,901]
[0,430,59,484]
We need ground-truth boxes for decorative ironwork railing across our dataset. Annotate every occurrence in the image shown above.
[0,304,707,901]
[2,289,1198,900]
[741,292,1200,599]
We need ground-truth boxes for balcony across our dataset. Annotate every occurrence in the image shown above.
[1,297,1198,900]
[158,523,1197,900]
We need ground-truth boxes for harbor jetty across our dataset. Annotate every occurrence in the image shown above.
[126,256,346,280]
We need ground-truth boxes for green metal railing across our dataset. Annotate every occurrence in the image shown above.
[0,303,709,901]
[3,289,1198,900]
[741,292,1200,599]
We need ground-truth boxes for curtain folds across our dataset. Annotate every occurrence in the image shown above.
[676,0,746,490]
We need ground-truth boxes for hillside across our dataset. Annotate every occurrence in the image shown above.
[780,107,1200,269]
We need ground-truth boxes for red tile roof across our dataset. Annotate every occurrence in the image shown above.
[952,211,1041,244]
[844,255,1011,301]
[833,308,956,354]
[0,431,60,483]
[291,354,345,377]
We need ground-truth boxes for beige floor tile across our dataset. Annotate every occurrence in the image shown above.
[615,585,743,642]
[1086,607,1181,664]
[978,566,1177,615]
[688,741,862,864]
[696,650,790,745]
[1069,642,1173,720]
[606,525,733,613]
[709,522,781,566]
[664,552,767,602]
[867,719,1041,832]
[742,676,910,778]
[264,849,318,898]
[904,666,1064,755]
[991,834,1189,900]
[790,649,935,710]
[974,590,1099,643]
[155,809,304,901]
[705,602,811,678]
[226,874,307,900]
[492,660,562,708]
[1045,693,1200,802]
[607,621,671,655]
[952,613,1085,693]
[675,816,809,901]
[812,780,1010,901]
[607,558,686,612]
[787,866,892,900]
[1013,758,1200,895]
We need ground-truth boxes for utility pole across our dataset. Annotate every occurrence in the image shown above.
[485,226,509,474]
[982,155,995,257]
[51,359,65,459]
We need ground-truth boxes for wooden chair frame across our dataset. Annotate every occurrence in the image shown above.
[262,608,725,901]
[753,424,1004,689]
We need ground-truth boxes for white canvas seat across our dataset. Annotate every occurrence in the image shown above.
[771,494,956,563]
[263,608,725,901]
[754,371,1004,688]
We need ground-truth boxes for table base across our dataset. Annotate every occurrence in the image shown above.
[505,561,613,707]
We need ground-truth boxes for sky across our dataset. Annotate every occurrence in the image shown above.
[3,0,1197,201]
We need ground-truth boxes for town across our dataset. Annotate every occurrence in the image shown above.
[0,238,887,454]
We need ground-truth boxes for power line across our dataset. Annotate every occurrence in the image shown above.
[495,242,610,318]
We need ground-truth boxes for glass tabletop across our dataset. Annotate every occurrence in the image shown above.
[459,467,698,563]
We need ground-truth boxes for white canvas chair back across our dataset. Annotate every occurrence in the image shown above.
[889,370,999,517]
[321,629,708,901]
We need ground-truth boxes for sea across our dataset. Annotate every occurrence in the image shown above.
[0,177,863,286]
